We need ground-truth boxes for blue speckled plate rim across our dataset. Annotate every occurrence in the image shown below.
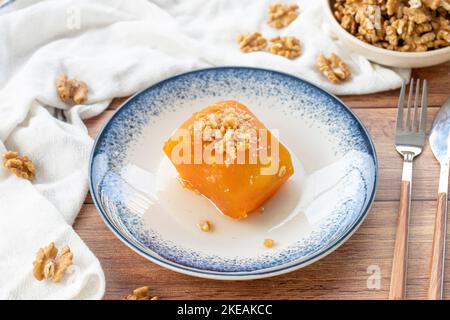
[89,66,378,279]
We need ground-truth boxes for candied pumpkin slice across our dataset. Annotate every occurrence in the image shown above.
[163,100,294,219]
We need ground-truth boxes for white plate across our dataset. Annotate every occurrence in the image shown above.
[89,67,378,280]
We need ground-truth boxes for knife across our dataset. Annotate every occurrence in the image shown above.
[428,97,450,300]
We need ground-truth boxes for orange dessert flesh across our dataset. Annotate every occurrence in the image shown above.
[163,100,294,219]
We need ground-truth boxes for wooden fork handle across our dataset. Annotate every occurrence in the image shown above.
[389,180,411,300]
[428,191,448,300]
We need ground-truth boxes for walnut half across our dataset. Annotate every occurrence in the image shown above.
[125,286,159,300]
[269,36,302,59]
[316,53,351,84]
[33,242,73,283]
[3,151,36,180]
[56,74,88,104]
[268,3,299,29]
[237,32,268,53]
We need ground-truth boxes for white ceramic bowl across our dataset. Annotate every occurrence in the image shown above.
[323,0,450,68]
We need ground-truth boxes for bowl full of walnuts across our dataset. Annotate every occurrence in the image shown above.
[324,0,450,68]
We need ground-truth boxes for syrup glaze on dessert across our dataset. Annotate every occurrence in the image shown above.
[163,100,294,219]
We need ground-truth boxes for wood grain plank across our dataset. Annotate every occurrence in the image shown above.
[73,200,450,300]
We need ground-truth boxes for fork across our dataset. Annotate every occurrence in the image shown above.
[389,79,428,300]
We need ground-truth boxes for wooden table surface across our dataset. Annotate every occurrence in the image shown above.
[75,62,450,300]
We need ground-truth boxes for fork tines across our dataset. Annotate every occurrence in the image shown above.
[396,78,428,135]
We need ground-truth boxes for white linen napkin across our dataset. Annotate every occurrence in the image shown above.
[0,0,409,299]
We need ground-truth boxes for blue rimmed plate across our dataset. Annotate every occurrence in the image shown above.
[89,67,378,280]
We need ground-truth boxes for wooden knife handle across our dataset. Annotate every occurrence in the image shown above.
[428,192,448,300]
[389,180,410,300]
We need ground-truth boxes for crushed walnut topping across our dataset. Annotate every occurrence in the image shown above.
[316,53,352,84]
[125,286,159,300]
[237,32,268,53]
[268,3,300,29]
[190,104,257,166]
[263,238,276,248]
[334,0,450,52]
[198,220,213,232]
[269,36,301,59]
[33,242,73,283]
[56,74,88,104]
[3,151,36,180]
[251,206,265,214]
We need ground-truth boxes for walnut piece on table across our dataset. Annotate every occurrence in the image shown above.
[269,36,301,59]
[237,32,268,53]
[2,151,36,180]
[268,3,299,29]
[33,242,73,283]
[56,74,88,104]
[125,286,159,300]
[316,53,351,84]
